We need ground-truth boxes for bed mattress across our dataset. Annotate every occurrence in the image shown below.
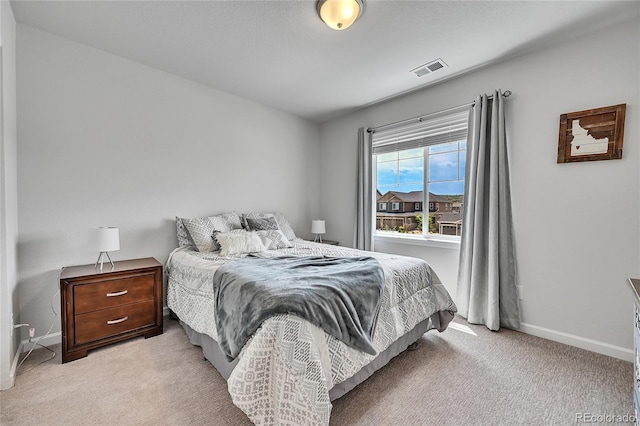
[167,239,456,425]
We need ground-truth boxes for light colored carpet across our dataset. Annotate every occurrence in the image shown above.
[0,317,633,425]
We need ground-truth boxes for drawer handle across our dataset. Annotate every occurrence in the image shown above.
[106,316,129,325]
[106,290,128,297]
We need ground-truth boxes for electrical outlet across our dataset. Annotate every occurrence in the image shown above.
[516,285,524,300]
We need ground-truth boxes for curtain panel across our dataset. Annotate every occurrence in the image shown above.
[457,90,520,331]
[354,127,374,251]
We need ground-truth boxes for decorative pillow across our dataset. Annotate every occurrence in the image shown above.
[182,212,243,252]
[256,230,294,250]
[211,228,251,249]
[216,230,266,256]
[175,216,193,248]
[182,217,218,252]
[242,212,296,242]
[210,229,221,248]
[245,216,280,231]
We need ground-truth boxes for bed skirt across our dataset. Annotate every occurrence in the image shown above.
[178,308,453,401]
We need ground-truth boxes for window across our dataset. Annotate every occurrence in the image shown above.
[378,202,387,211]
[372,109,468,239]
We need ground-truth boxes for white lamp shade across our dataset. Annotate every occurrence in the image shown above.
[311,220,326,234]
[88,227,120,252]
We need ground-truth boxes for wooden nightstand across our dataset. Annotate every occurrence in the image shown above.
[60,257,163,363]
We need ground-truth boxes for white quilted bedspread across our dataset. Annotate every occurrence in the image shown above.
[166,240,456,425]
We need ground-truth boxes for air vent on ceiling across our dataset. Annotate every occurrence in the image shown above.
[410,58,448,78]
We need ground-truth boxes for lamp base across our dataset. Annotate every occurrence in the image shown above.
[314,234,323,243]
[94,252,115,271]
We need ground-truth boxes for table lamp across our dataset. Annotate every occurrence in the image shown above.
[88,227,120,271]
[311,220,326,243]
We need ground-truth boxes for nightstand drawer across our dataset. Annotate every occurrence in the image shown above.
[74,274,155,315]
[75,300,156,345]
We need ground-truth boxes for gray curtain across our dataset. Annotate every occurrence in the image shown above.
[354,127,373,251]
[457,90,520,331]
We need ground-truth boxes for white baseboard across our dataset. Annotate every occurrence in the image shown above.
[519,322,633,362]
[0,341,23,390]
[21,332,61,353]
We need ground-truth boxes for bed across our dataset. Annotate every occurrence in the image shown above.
[166,212,457,425]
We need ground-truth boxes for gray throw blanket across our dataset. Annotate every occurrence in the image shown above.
[213,256,385,360]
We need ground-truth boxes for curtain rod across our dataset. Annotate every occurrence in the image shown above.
[367,90,512,133]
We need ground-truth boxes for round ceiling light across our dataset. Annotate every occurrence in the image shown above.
[316,0,365,31]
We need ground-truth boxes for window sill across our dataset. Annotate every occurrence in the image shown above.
[374,233,461,250]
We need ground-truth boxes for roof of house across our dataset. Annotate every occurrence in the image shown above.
[437,212,463,223]
[429,193,451,203]
[378,190,452,203]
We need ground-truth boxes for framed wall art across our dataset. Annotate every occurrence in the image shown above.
[557,103,626,164]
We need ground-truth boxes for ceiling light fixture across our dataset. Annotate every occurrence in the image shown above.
[316,0,365,31]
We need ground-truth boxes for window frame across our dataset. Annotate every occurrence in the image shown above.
[371,108,468,245]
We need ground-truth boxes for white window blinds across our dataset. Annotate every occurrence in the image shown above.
[371,108,469,155]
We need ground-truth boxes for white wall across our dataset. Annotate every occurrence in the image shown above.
[319,17,640,359]
[16,25,320,341]
[0,0,18,390]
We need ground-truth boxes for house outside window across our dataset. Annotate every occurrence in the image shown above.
[379,202,387,211]
[372,108,468,239]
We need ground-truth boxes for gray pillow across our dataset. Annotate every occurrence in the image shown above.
[245,216,280,231]
[242,212,297,242]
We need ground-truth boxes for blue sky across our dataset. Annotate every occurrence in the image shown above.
[376,143,466,195]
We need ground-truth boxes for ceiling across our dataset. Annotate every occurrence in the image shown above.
[10,0,639,123]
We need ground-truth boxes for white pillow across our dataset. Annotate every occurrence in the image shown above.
[217,231,266,256]
[256,229,294,250]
